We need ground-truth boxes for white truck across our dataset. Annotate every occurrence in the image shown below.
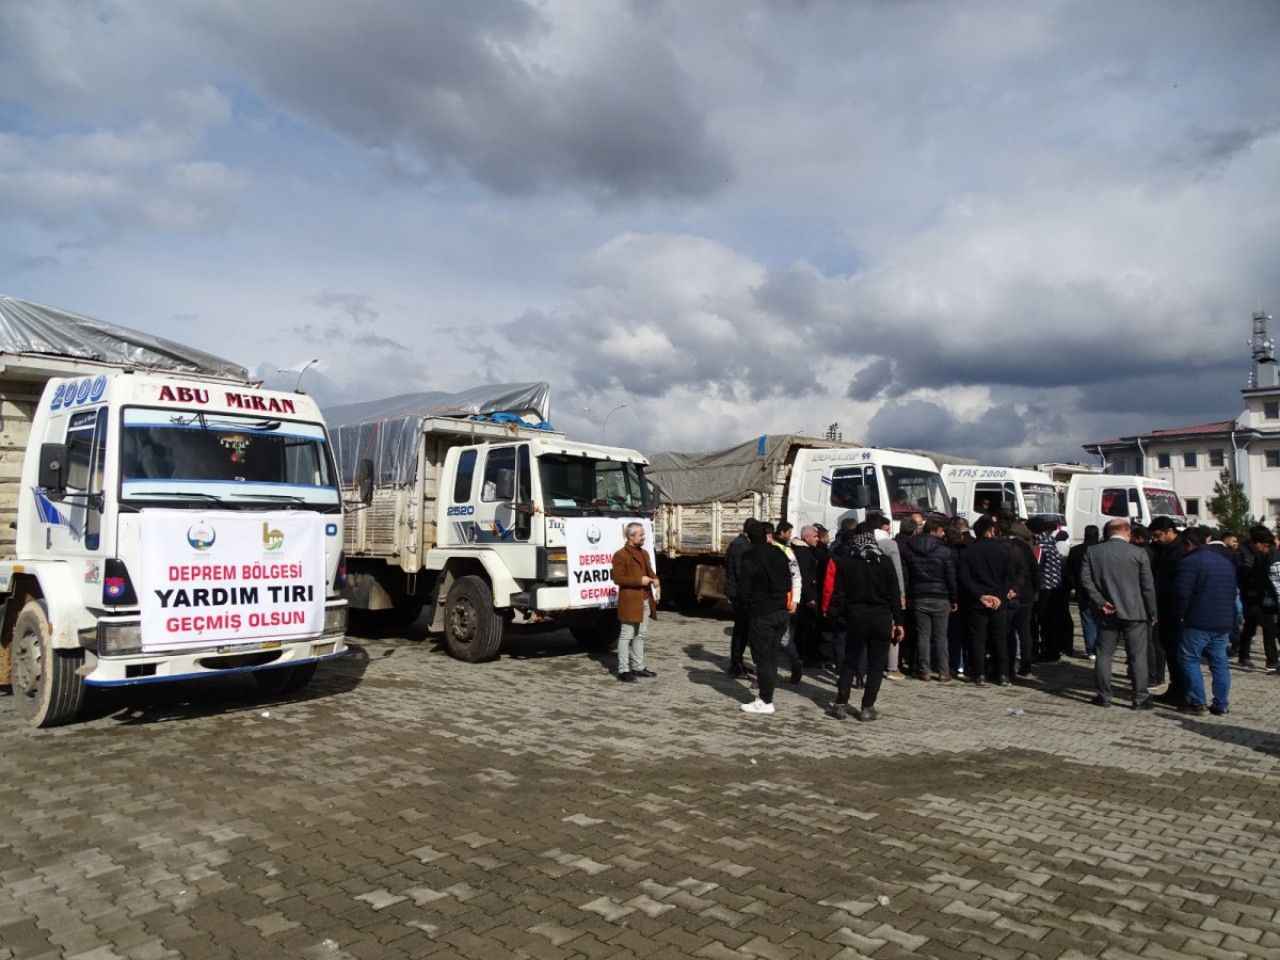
[941,465,1064,527]
[0,299,348,727]
[648,435,952,603]
[1065,473,1185,544]
[329,384,656,661]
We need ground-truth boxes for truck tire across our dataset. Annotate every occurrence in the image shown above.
[253,661,318,697]
[444,575,503,662]
[10,599,85,728]
[570,611,617,651]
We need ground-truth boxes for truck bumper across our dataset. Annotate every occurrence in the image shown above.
[520,585,614,614]
[82,636,348,686]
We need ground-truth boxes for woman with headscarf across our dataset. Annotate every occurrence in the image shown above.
[826,521,905,721]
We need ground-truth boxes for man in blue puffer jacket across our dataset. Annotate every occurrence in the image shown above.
[1174,527,1239,716]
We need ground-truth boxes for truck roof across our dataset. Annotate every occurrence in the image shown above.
[47,369,325,422]
[942,464,1055,484]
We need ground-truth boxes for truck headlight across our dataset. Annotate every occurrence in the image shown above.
[323,605,347,637]
[546,548,568,582]
[98,621,143,656]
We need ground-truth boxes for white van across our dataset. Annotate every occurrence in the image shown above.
[941,465,1063,527]
[1065,474,1185,544]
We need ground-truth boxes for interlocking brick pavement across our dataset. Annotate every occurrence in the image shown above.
[2,608,1279,959]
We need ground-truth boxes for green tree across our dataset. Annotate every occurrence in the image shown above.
[1206,468,1254,534]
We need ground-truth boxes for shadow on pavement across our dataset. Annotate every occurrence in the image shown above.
[81,644,372,726]
[1174,717,1280,757]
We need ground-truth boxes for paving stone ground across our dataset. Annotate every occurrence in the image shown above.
[2,607,1279,960]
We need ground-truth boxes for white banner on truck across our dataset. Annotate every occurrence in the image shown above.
[564,517,655,609]
[139,511,326,651]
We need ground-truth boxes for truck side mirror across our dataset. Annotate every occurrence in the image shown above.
[850,486,870,509]
[38,442,67,499]
[356,458,375,506]
[950,496,958,516]
[1127,502,1140,519]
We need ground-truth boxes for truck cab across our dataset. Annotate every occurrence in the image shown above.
[1065,473,1185,545]
[429,436,654,657]
[3,371,348,726]
[941,465,1064,527]
[785,448,951,533]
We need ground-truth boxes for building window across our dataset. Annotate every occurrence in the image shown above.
[1157,453,1170,469]
[1184,451,1197,468]
[1210,449,1225,468]
[1266,401,1280,419]
[1186,498,1200,518]
[1267,450,1280,468]
[1270,499,1280,521]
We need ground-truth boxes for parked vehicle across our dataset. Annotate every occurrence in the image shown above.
[1065,473,1185,544]
[330,384,655,661]
[942,465,1064,526]
[648,435,951,603]
[0,298,347,726]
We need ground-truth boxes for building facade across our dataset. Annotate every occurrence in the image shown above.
[1085,312,1280,526]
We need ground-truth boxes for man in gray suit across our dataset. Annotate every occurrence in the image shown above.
[1081,518,1158,709]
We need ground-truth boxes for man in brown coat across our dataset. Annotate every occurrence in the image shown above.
[611,522,659,682]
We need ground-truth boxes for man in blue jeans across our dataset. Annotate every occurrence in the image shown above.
[1174,527,1237,716]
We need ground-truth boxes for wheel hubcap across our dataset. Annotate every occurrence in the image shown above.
[12,629,42,699]
[450,598,476,641]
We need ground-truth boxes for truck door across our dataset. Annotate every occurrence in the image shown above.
[47,407,108,558]
[473,443,536,578]
[826,464,879,531]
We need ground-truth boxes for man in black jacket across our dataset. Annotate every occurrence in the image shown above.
[1148,517,1185,703]
[1066,526,1102,659]
[827,523,905,721]
[1238,527,1278,670]
[737,521,792,715]
[724,519,756,677]
[958,515,1014,685]
[791,525,824,665]
[901,517,957,681]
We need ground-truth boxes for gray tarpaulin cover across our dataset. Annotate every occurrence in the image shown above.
[647,437,969,504]
[647,435,838,505]
[0,296,248,380]
[327,383,552,486]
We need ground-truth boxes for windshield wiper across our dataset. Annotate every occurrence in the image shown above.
[128,491,225,502]
[233,492,308,503]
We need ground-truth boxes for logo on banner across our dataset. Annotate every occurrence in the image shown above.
[187,522,216,551]
[262,522,285,552]
[586,523,602,544]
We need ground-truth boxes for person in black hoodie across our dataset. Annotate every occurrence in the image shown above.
[945,518,974,677]
[737,521,793,715]
[1147,517,1185,703]
[1005,520,1038,680]
[826,522,904,721]
[959,515,1014,685]
[901,516,957,681]
[1237,527,1278,670]
[724,519,757,677]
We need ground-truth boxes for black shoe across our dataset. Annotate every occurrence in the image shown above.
[974,677,987,687]
[789,664,803,685]
[1210,704,1229,716]
[1179,703,1207,716]
[997,677,1010,687]
[618,671,636,683]
[858,706,877,722]
[634,668,656,678]
[1091,695,1110,707]
[728,663,747,678]
[1134,699,1155,711]
[827,702,848,721]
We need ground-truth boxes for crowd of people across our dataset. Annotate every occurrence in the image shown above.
[609,507,1264,721]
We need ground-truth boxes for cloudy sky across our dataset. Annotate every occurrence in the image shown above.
[2,0,1278,463]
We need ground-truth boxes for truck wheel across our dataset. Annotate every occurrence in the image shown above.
[253,661,318,697]
[570,611,617,651]
[10,599,85,728]
[444,575,503,662]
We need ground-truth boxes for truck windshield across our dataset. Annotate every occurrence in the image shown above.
[883,466,950,518]
[121,408,339,507]
[1022,483,1059,517]
[1144,487,1184,519]
[539,455,652,516]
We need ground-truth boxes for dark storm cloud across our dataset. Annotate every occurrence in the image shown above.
[867,398,1029,464]
[846,357,896,402]
[190,1,731,199]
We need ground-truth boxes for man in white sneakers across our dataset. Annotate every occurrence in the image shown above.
[737,521,792,715]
